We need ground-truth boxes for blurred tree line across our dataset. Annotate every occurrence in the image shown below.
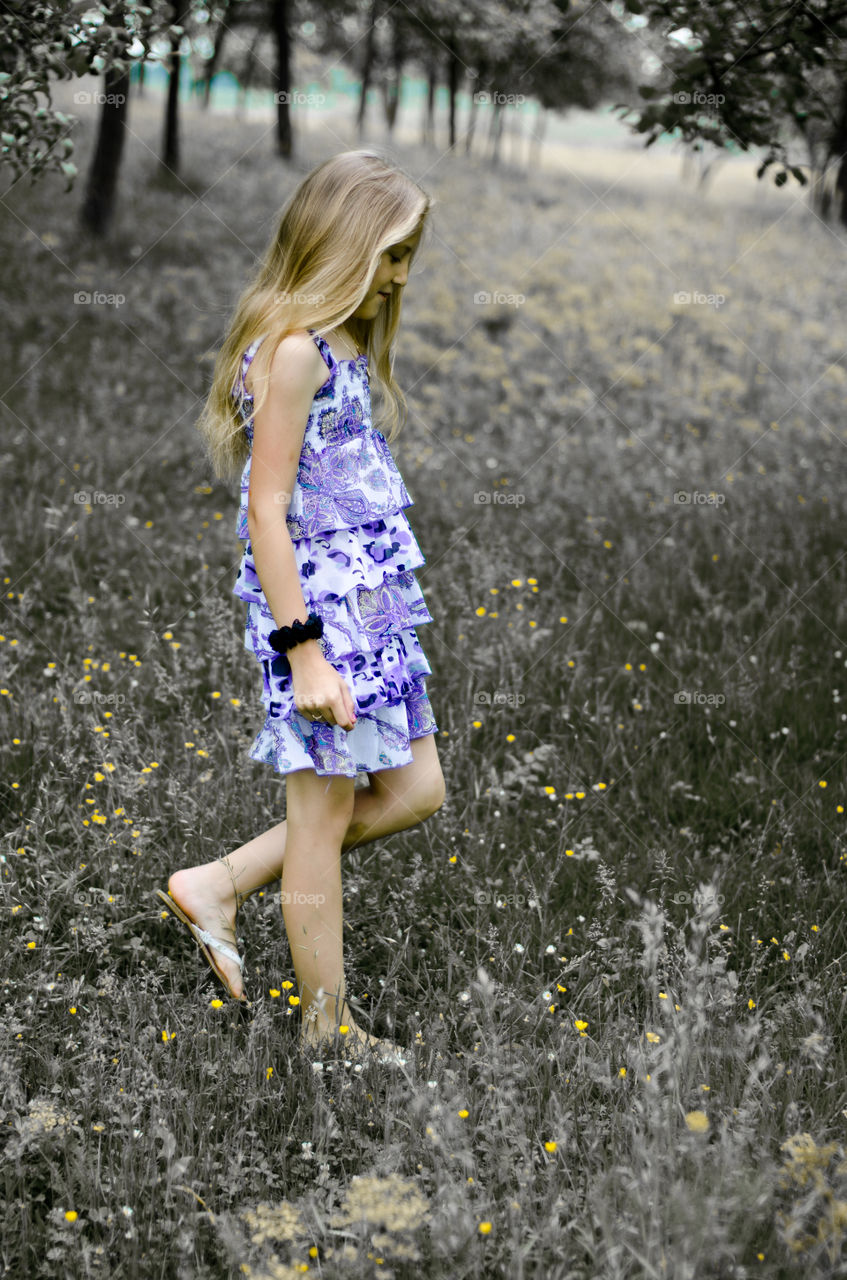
[2,0,847,236]
[618,0,847,225]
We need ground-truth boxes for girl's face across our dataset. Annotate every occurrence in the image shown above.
[353,226,422,320]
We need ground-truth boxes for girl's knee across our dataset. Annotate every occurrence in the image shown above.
[417,757,447,819]
[422,744,446,814]
[424,770,446,817]
[411,734,445,814]
[404,766,445,824]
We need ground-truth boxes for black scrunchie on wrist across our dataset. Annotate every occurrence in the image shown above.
[268,611,324,656]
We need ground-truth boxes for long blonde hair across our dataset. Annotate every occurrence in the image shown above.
[196,149,433,484]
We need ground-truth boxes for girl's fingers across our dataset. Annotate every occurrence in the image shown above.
[331,682,356,732]
[331,699,352,731]
[298,678,357,732]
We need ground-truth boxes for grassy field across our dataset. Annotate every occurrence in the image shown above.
[3,89,847,1279]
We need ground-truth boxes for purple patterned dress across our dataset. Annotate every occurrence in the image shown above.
[231,329,438,777]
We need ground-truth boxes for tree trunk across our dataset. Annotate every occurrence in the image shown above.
[466,62,488,156]
[826,77,847,226]
[488,99,503,166]
[381,12,402,134]
[795,111,826,216]
[423,61,436,146]
[808,151,829,219]
[202,11,227,108]
[161,2,188,175]
[446,36,460,149]
[237,24,261,119]
[79,62,130,237]
[357,0,379,139]
[812,170,831,218]
[465,72,478,154]
[271,0,292,157]
[528,102,546,170]
[510,100,524,169]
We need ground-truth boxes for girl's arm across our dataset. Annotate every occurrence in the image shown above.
[247,332,326,668]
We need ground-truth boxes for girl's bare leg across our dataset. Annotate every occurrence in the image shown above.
[281,768,358,1042]
[167,735,445,999]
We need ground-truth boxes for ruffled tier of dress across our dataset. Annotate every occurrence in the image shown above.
[235,513,438,776]
[235,425,415,542]
[247,633,436,777]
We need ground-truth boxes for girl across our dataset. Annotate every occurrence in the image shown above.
[156,149,445,1067]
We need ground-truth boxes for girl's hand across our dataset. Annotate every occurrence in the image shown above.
[290,649,358,731]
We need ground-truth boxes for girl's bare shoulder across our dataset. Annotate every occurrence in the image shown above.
[245,329,324,397]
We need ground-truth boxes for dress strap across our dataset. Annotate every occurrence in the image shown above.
[237,336,265,399]
[307,328,336,373]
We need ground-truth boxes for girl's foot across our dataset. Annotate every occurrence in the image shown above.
[299,1011,409,1065]
[166,864,244,1000]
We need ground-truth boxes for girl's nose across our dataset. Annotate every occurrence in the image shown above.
[393,260,409,286]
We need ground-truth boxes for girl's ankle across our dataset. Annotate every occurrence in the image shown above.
[199,857,241,908]
[300,1000,357,1042]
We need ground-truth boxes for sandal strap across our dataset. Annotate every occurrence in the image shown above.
[192,924,245,971]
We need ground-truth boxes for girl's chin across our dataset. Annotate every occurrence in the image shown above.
[353,298,384,318]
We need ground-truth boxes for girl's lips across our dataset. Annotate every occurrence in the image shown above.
[377,290,390,299]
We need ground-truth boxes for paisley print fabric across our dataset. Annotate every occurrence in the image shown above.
[231,329,438,777]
